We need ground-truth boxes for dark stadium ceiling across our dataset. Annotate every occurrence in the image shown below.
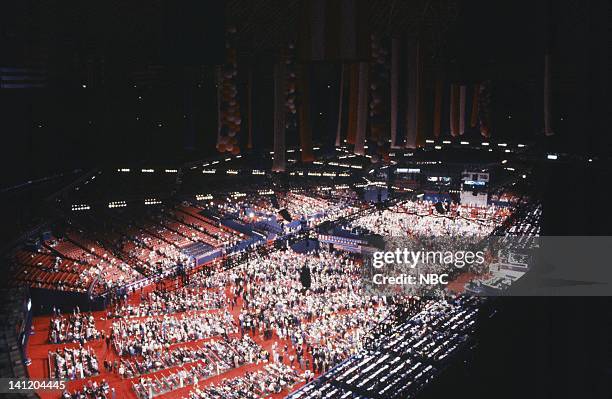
[228,0,459,57]
[3,0,458,67]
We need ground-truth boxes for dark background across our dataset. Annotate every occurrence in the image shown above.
[1,0,610,187]
[1,1,611,397]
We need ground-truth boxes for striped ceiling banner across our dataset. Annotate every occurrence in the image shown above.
[215,66,223,147]
[470,83,480,128]
[353,62,369,155]
[247,69,253,149]
[414,40,425,148]
[272,62,287,172]
[390,38,400,148]
[406,41,423,148]
[479,81,491,138]
[298,0,369,62]
[433,77,443,138]
[449,84,460,137]
[298,64,314,162]
[459,85,467,135]
[346,63,359,145]
[335,64,346,147]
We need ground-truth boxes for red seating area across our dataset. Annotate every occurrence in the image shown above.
[12,248,91,292]
[119,228,177,274]
[26,282,309,399]
[161,210,216,247]
[150,216,194,248]
[64,231,143,293]
[174,207,240,247]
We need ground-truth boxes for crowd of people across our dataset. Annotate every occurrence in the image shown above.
[61,379,112,399]
[180,363,302,399]
[30,187,525,399]
[117,335,263,379]
[278,191,362,226]
[289,296,481,399]
[49,308,102,344]
[50,345,100,380]
[227,248,400,378]
[111,311,236,356]
[350,200,509,238]
[107,287,227,318]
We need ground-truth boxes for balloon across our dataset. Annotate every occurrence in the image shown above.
[231,146,240,155]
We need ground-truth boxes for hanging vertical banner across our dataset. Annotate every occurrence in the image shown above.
[310,0,326,61]
[215,66,222,147]
[433,77,443,138]
[340,0,356,59]
[479,80,491,138]
[414,40,425,148]
[346,63,359,144]
[390,38,400,148]
[215,29,241,155]
[449,84,459,137]
[368,34,388,149]
[335,64,346,147]
[299,0,369,62]
[354,62,369,155]
[272,62,287,172]
[247,69,253,149]
[405,40,420,149]
[298,64,314,162]
[459,85,467,135]
[543,53,554,136]
[470,83,480,128]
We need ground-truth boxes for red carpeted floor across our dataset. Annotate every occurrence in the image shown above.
[26,284,311,399]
